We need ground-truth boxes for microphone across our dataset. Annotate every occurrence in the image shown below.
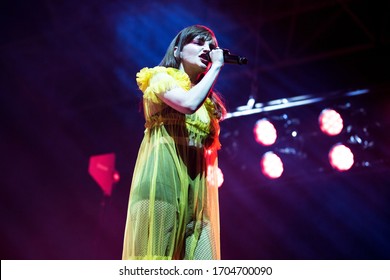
[203,48,248,65]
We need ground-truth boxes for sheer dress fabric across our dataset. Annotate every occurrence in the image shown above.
[122,66,222,260]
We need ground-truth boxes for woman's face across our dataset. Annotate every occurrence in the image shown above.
[178,35,216,73]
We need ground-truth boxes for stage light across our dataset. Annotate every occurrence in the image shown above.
[291,130,298,137]
[261,151,284,179]
[88,153,120,196]
[113,171,121,183]
[318,108,343,136]
[328,143,354,171]
[207,166,224,188]
[216,167,224,188]
[253,118,277,146]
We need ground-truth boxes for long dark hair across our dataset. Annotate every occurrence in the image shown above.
[159,25,226,119]
[159,25,217,68]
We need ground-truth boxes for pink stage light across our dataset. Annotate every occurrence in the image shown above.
[328,143,354,171]
[261,151,284,179]
[207,165,224,188]
[318,108,344,136]
[253,118,277,146]
[88,153,120,196]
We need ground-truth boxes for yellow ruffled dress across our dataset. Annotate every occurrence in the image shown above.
[122,66,222,260]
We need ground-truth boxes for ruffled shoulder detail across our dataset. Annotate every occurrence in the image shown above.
[136,66,191,103]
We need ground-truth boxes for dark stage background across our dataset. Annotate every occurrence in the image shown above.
[1,0,390,259]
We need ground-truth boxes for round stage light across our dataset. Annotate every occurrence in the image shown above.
[207,166,224,188]
[261,151,284,179]
[319,108,343,136]
[253,118,277,146]
[328,143,354,171]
